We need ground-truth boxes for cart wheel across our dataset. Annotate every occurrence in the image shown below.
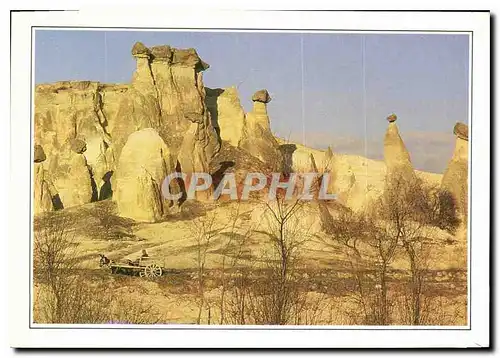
[144,264,162,277]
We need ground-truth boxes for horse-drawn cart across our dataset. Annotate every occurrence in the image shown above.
[100,253,164,278]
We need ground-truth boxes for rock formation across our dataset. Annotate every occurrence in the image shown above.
[52,140,95,208]
[239,89,283,171]
[383,113,416,182]
[442,122,469,217]
[115,128,175,222]
[33,145,55,214]
[35,80,121,205]
[33,43,448,219]
[70,138,87,154]
[34,42,221,211]
[116,42,220,171]
[323,146,334,170]
[334,163,363,209]
[34,144,46,163]
[205,87,246,147]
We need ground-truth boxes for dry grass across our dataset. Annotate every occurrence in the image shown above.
[32,195,467,325]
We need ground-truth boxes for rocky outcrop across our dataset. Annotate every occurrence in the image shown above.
[442,122,469,217]
[324,146,334,169]
[34,144,46,163]
[453,122,468,141]
[70,138,87,154]
[334,162,363,210]
[52,140,95,208]
[205,87,246,147]
[239,89,283,171]
[115,42,220,167]
[34,42,220,210]
[34,164,55,214]
[35,81,123,206]
[33,145,55,214]
[317,148,363,211]
[252,89,272,103]
[177,114,220,173]
[115,129,175,222]
[35,81,114,169]
[383,113,415,182]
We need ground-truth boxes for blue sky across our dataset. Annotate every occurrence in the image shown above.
[34,30,470,173]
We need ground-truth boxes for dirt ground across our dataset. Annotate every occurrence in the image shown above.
[32,199,468,326]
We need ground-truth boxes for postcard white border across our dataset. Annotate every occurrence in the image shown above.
[9,9,490,348]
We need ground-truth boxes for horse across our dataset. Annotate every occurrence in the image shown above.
[99,254,111,267]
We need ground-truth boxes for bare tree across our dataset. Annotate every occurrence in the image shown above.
[33,213,115,324]
[216,204,255,324]
[245,196,311,325]
[320,208,397,325]
[380,173,437,325]
[189,209,228,324]
[33,213,80,323]
[364,211,400,325]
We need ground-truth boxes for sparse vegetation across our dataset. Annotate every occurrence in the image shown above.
[32,191,467,326]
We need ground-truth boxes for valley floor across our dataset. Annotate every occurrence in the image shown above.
[32,199,468,326]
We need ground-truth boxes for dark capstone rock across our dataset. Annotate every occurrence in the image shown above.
[198,60,210,71]
[70,138,87,154]
[172,48,209,70]
[131,42,151,57]
[453,122,468,141]
[252,89,272,103]
[34,144,46,163]
[151,45,173,61]
[387,113,398,123]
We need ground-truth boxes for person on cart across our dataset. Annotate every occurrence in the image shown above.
[127,250,150,266]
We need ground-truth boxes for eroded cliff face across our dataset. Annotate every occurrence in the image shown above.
[205,87,246,147]
[115,42,219,171]
[34,42,220,212]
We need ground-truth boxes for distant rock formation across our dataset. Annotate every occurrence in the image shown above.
[442,122,469,217]
[307,153,321,196]
[323,146,334,169]
[115,128,175,222]
[239,89,283,171]
[383,113,416,182]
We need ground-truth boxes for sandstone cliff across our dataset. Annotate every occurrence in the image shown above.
[34,42,221,210]
[205,87,246,147]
